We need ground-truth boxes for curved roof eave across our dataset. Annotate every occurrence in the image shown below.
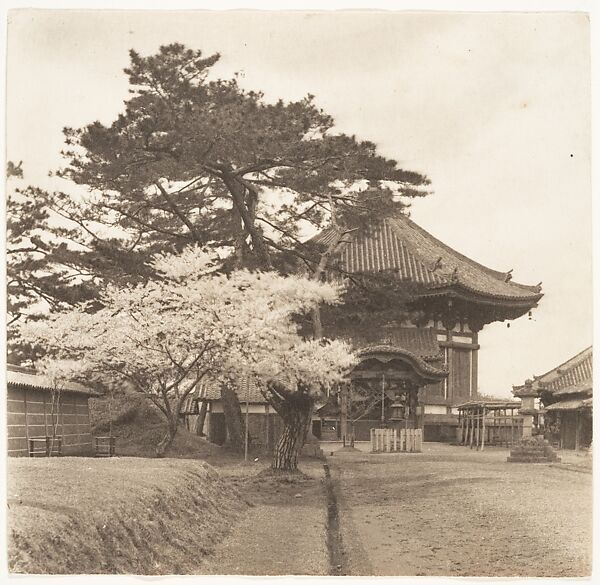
[356,344,448,382]
[418,282,544,308]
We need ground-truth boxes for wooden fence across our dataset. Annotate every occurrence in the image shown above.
[8,387,94,456]
[370,428,422,453]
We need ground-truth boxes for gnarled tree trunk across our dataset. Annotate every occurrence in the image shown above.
[271,395,314,471]
[156,415,178,457]
[221,384,245,452]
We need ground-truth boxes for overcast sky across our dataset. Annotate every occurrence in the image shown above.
[6,10,592,397]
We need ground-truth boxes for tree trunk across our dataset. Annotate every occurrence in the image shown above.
[221,384,245,452]
[156,415,178,457]
[272,395,314,471]
[222,172,272,270]
[311,306,323,339]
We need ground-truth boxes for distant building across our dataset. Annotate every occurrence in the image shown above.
[513,347,592,450]
[7,364,97,456]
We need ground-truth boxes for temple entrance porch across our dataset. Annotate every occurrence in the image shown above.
[314,344,448,446]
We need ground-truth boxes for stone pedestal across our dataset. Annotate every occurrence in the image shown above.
[507,436,561,463]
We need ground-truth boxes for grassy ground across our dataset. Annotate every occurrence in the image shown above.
[328,443,593,577]
[6,391,331,575]
[197,460,330,575]
[7,457,249,574]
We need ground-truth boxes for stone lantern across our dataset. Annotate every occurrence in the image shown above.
[513,379,538,438]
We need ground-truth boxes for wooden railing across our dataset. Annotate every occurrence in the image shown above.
[28,436,62,457]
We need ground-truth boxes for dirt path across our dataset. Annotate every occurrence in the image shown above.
[328,443,592,577]
[198,460,330,575]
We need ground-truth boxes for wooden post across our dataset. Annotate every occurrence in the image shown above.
[481,406,486,451]
[381,374,386,426]
[575,411,581,450]
[510,408,514,447]
[265,404,270,453]
[244,385,250,462]
[340,383,348,445]
[469,409,474,448]
[393,429,397,451]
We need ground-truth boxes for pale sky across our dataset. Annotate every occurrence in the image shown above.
[5,10,592,398]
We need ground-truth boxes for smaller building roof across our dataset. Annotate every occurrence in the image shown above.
[456,399,521,410]
[199,377,266,403]
[545,398,592,412]
[6,364,97,396]
[513,346,592,400]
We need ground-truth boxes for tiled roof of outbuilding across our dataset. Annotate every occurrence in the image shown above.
[6,364,97,396]
[513,346,593,400]
[537,347,593,395]
[199,377,265,402]
[310,215,543,305]
[545,398,591,411]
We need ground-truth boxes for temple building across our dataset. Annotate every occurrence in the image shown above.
[311,214,543,442]
[192,213,543,446]
[513,347,592,450]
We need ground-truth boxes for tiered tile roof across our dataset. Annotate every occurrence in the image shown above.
[310,215,543,306]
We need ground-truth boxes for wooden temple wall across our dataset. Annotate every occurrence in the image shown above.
[7,387,94,456]
[421,326,479,403]
[556,411,593,450]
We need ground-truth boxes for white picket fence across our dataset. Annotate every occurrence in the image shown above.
[370,428,422,453]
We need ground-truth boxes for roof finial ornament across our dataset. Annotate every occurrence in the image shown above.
[431,256,443,271]
[504,269,513,282]
[535,281,542,292]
